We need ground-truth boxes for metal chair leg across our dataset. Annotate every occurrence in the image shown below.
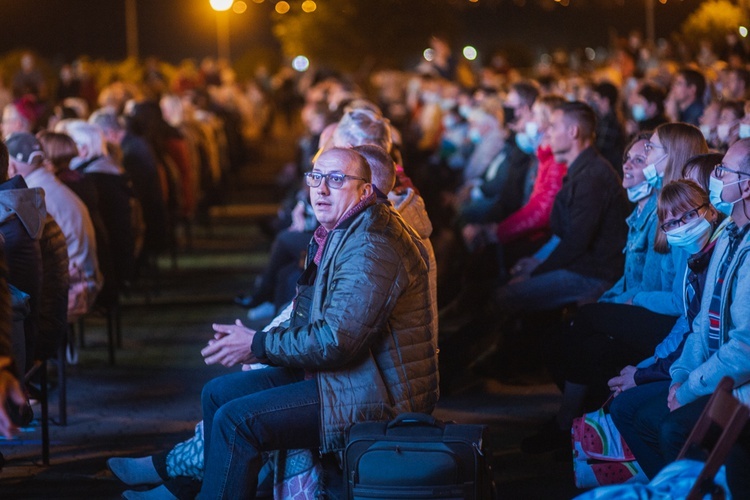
[115,300,122,349]
[77,316,85,348]
[107,307,116,365]
[57,331,67,426]
[40,360,49,466]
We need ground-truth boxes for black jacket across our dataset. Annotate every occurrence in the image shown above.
[533,147,629,284]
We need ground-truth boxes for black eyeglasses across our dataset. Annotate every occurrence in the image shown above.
[304,171,368,189]
[714,163,750,180]
[660,204,707,233]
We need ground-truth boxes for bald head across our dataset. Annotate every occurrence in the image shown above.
[315,147,371,183]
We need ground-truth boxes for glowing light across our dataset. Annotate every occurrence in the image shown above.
[209,0,234,11]
[423,48,435,62]
[292,56,310,72]
[658,0,667,4]
[741,26,749,38]
[463,46,478,61]
[233,1,247,13]
[585,47,596,61]
[252,0,264,3]
[302,0,317,12]
[469,0,478,3]
[275,1,290,13]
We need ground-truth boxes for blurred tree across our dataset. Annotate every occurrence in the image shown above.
[272,0,456,72]
[681,0,744,52]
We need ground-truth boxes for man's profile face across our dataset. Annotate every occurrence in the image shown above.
[2,107,23,139]
[671,75,691,104]
[546,109,572,159]
[310,150,370,231]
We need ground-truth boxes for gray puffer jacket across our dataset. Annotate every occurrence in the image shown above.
[255,203,438,452]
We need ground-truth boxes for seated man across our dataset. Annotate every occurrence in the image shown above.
[495,101,629,316]
[144,148,437,498]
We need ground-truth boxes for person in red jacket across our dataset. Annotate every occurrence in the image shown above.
[462,95,567,273]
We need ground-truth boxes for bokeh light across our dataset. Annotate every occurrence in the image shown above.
[275,1,290,14]
[462,46,478,61]
[302,0,317,13]
[740,26,749,38]
[423,48,435,62]
[233,1,247,13]
[209,0,234,11]
[585,47,596,61]
[292,55,310,72]
[252,0,264,3]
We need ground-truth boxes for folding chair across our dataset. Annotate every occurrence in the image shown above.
[677,376,750,500]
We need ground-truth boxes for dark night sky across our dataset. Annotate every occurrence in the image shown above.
[0,0,699,65]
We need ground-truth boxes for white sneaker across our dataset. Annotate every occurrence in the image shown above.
[247,302,275,321]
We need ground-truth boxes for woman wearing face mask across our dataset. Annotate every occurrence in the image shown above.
[714,100,744,153]
[642,122,709,256]
[522,134,685,454]
[608,179,727,479]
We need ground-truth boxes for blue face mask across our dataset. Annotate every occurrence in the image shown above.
[626,180,653,203]
[631,104,647,122]
[740,123,750,139]
[665,216,713,255]
[709,175,745,216]
[468,128,482,144]
[515,121,542,154]
[643,156,666,188]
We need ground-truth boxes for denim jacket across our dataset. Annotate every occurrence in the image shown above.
[598,195,682,316]
[671,222,750,405]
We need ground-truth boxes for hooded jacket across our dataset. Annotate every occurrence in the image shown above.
[0,175,45,369]
[671,222,750,405]
[253,203,438,452]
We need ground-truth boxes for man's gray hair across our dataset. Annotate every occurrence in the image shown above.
[67,121,106,159]
[333,108,392,153]
[89,108,124,133]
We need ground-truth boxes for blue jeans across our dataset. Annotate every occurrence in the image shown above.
[199,367,320,498]
[610,381,708,478]
[495,269,611,315]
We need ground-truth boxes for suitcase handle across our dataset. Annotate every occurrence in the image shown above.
[387,412,444,429]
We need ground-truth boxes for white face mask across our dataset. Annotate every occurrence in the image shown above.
[717,124,732,143]
[739,123,750,139]
[699,124,713,140]
[665,216,713,255]
[626,180,653,203]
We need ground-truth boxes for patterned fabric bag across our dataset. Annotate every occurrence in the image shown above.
[572,406,648,489]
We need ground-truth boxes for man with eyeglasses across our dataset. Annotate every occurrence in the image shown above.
[619,139,750,495]
[193,147,438,498]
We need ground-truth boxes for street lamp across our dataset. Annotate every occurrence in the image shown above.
[210,0,234,63]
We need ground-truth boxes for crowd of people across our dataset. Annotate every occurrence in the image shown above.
[2,31,750,497]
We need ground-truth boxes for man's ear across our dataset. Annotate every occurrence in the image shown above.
[7,160,17,178]
[568,124,580,140]
[741,177,750,200]
[361,183,373,200]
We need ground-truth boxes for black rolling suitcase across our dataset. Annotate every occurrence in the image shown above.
[343,413,494,499]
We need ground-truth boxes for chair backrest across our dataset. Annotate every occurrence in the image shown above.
[677,376,750,500]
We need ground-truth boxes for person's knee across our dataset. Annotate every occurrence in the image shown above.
[658,413,692,461]
[609,391,637,429]
[201,377,224,411]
